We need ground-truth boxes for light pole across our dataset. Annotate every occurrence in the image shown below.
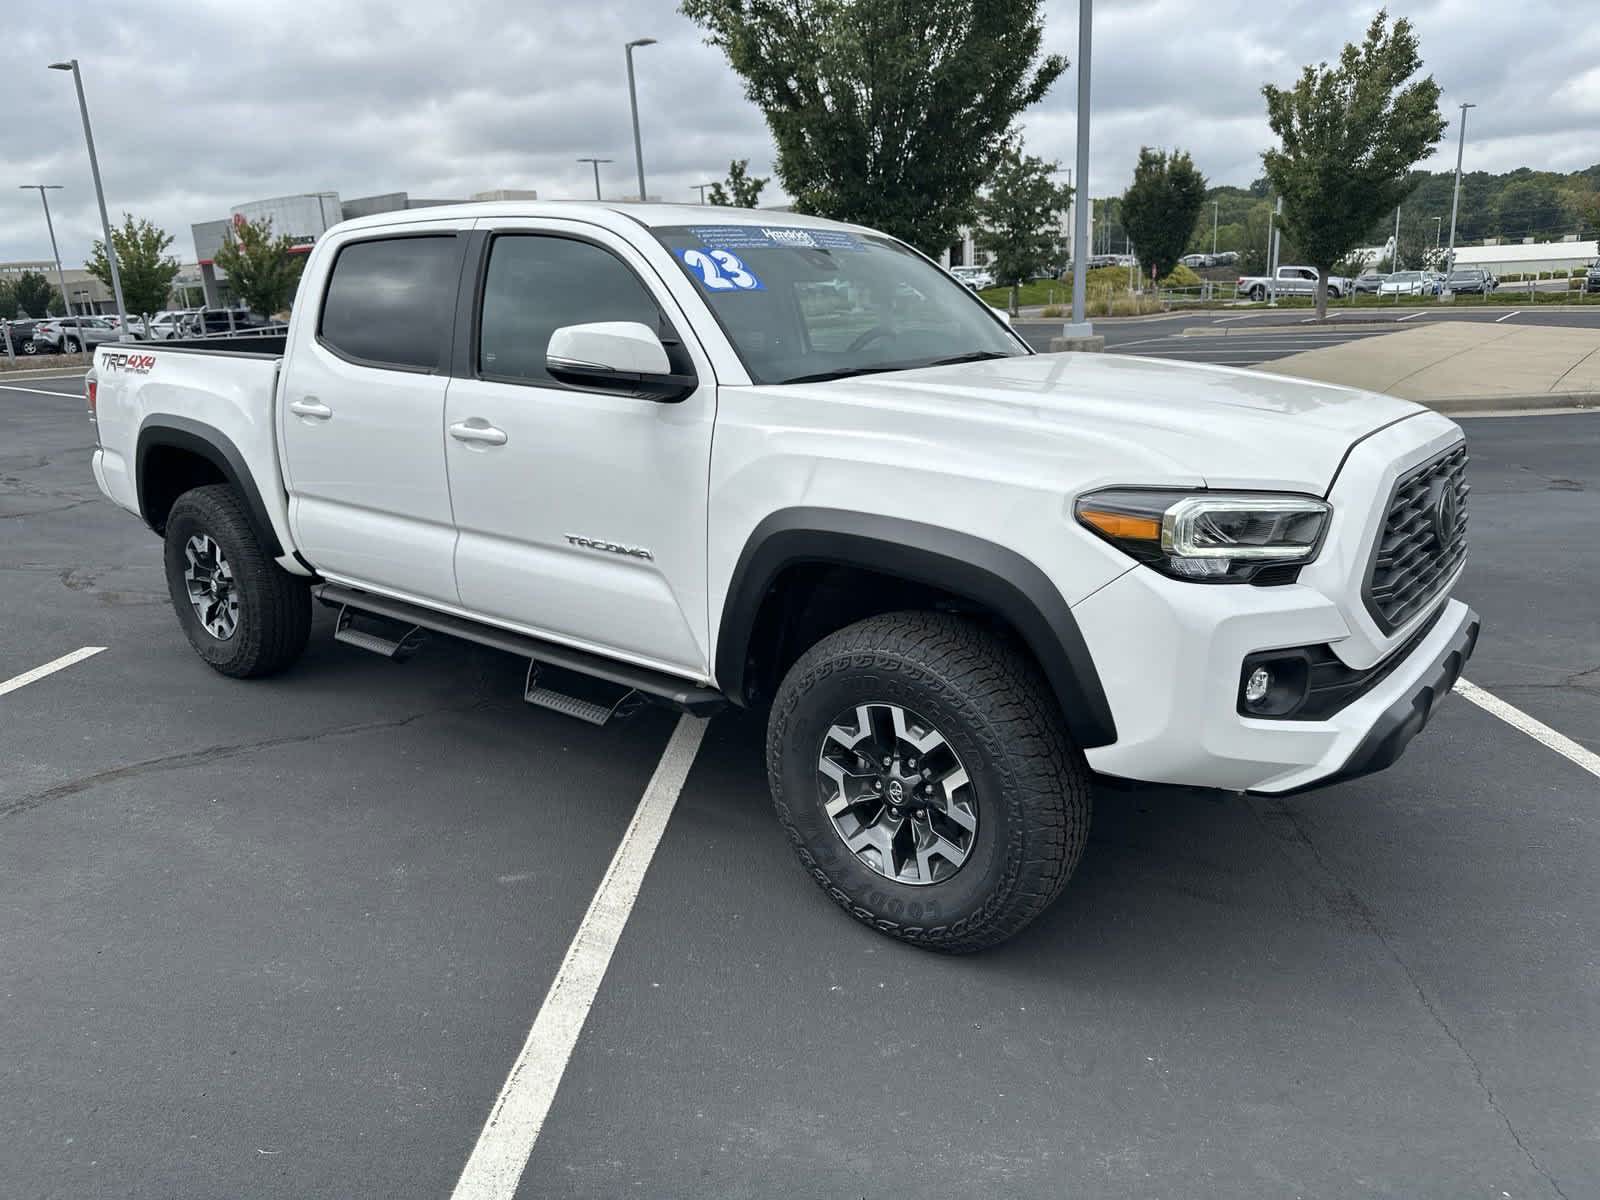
[1433,215,1443,251]
[50,59,127,334]
[694,182,716,204]
[1212,198,1219,258]
[18,185,74,318]
[625,38,658,202]
[1444,101,1476,288]
[1392,205,1402,272]
[1067,0,1093,336]
[576,157,612,200]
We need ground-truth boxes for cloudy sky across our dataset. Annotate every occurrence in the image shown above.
[3,0,1598,265]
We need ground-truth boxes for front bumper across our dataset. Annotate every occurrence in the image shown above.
[1073,559,1479,794]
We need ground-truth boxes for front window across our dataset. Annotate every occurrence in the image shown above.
[652,224,1026,385]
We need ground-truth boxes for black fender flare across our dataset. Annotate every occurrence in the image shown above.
[134,416,285,558]
[714,508,1117,749]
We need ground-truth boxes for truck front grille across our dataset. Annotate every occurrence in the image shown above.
[1364,442,1469,632]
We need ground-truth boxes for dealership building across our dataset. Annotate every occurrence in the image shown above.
[191,188,537,308]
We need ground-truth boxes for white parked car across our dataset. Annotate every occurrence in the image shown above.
[86,202,1478,952]
[949,265,995,290]
[1379,271,1432,297]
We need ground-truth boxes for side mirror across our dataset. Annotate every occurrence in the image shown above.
[546,321,697,402]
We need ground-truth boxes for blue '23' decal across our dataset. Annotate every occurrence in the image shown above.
[678,248,764,291]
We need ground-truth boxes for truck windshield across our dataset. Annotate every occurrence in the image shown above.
[652,224,1027,384]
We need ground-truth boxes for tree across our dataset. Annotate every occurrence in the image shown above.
[708,159,769,208]
[1119,147,1207,281]
[11,270,60,318]
[212,214,305,317]
[88,214,182,318]
[681,0,1066,254]
[1494,179,1569,240]
[1261,9,1446,317]
[974,146,1072,314]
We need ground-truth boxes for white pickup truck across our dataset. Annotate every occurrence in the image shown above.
[87,202,1478,952]
[1236,264,1354,302]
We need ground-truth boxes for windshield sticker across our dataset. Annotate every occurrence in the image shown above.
[687,225,866,253]
[677,248,765,292]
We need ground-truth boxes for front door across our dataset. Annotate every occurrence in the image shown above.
[279,228,467,605]
[442,221,716,677]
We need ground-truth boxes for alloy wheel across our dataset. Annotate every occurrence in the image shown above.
[183,533,239,640]
[816,701,978,886]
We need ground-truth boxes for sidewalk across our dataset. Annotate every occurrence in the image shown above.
[1258,321,1600,412]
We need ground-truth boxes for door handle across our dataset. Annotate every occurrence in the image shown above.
[449,420,508,447]
[289,398,333,420]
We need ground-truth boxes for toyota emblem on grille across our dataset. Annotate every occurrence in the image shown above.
[1427,478,1459,548]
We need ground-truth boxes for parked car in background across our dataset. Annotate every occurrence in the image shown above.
[1234,265,1353,302]
[1,318,43,355]
[32,315,121,353]
[949,265,995,291]
[1585,263,1600,294]
[1446,268,1491,295]
[1179,253,1212,269]
[1378,271,1431,297]
[180,308,272,337]
[143,309,200,340]
[1352,271,1387,294]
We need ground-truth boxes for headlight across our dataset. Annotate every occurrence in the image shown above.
[1074,489,1330,583]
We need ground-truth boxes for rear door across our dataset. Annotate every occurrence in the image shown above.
[278,225,469,605]
[440,219,716,675]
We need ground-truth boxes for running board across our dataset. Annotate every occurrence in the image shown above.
[333,604,427,661]
[313,583,727,718]
[524,663,644,727]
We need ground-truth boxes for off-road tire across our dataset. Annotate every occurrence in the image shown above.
[767,611,1092,953]
[163,484,310,678]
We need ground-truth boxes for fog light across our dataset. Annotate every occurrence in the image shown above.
[1244,666,1272,706]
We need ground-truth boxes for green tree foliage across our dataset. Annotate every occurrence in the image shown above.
[1261,10,1446,316]
[1493,179,1571,243]
[974,146,1072,314]
[11,270,60,318]
[0,277,13,319]
[1119,147,1207,280]
[213,215,305,317]
[87,214,182,318]
[708,159,769,208]
[680,0,1066,254]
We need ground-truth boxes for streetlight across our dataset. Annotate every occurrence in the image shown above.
[694,182,717,204]
[576,157,612,200]
[1212,198,1219,258]
[1444,101,1476,288]
[18,185,74,318]
[49,59,128,334]
[1067,0,1093,336]
[625,38,658,203]
[1433,215,1443,250]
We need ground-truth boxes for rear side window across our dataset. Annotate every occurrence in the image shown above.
[319,235,458,370]
[478,235,662,385]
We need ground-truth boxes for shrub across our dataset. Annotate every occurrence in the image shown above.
[1040,304,1067,317]
[1158,263,1203,288]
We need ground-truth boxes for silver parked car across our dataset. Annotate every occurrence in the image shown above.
[31,316,121,353]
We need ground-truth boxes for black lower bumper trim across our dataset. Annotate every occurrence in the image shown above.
[1268,605,1481,795]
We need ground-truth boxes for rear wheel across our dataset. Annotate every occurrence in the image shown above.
[20,338,38,355]
[63,337,80,354]
[162,485,310,678]
[767,611,1091,953]
[1249,285,1266,301]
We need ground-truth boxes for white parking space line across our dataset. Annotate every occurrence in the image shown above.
[1454,679,1600,781]
[1495,310,1522,323]
[1396,311,1429,321]
[0,647,106,698]
[0,382,83,397]
[450,714,710,1200]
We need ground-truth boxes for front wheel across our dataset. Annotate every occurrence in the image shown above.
[767,612,1092,953]
[63,338,80,354]
[1249,285,1266,301]
[162,484,310,678]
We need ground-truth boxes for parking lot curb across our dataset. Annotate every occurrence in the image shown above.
[1419,391,1599,415]
[0,359,92,377]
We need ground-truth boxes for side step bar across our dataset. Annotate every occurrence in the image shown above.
[313,583,727,718]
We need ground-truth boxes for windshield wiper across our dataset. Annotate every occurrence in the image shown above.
[779,365,908,385]
[921,350,1013,368]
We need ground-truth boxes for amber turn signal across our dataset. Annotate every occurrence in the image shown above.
[1076,509,1161,541]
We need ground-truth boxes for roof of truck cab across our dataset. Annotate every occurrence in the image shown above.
[326,200,873,237]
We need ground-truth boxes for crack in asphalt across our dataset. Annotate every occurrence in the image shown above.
[0,697,501,822]
[1250,796,1570,1200]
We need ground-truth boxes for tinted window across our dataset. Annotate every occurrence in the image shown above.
[478,235,662,385]
[319,235,458,370]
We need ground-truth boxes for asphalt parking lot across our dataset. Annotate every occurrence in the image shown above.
[3,368,1597,1198]
[1016,303,1600,366]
